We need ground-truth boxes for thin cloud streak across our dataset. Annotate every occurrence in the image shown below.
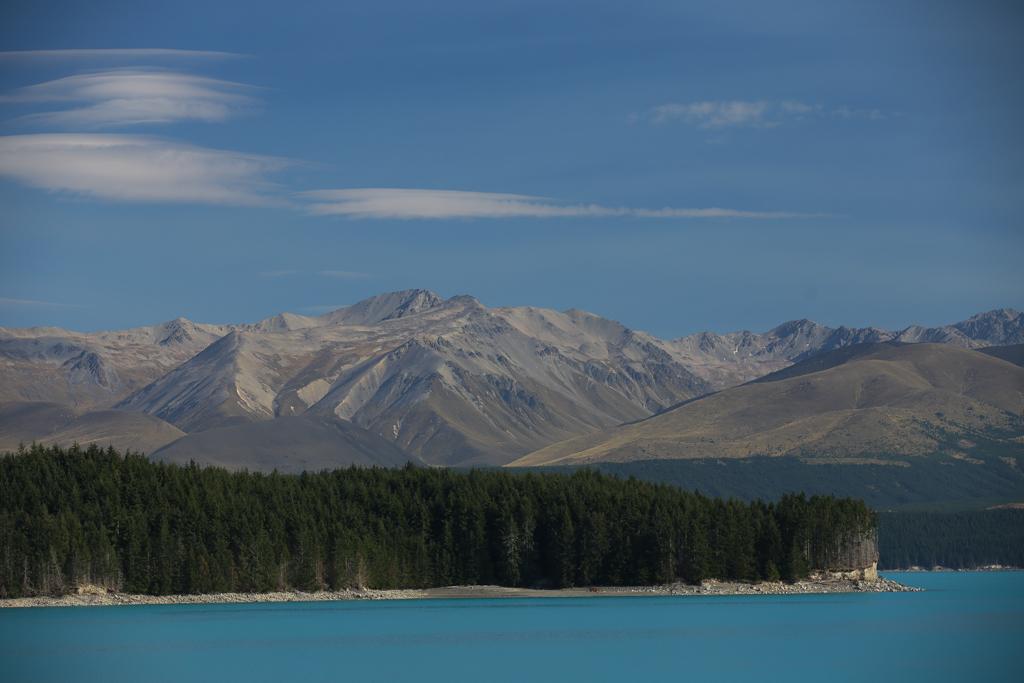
[2,69,262,127]
[833,106,886,120]
[651,100,819,128]
[0,134,292,205]
[260,270,302,277]
[649,100,886,128]
[297,189,823,220]
[653,101,775,128]
[0,49,246,62]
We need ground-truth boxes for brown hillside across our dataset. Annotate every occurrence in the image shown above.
[0,401,186,455]
[510,344,1024,467]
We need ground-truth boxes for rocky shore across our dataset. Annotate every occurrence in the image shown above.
[0,576,921,608]
[887,565,1022,572]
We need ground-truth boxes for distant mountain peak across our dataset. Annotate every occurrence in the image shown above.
[968,308,1020,321]
[441,294,484,309]
[318,289,444,327]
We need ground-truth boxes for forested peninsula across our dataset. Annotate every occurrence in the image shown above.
[1,444,878,599]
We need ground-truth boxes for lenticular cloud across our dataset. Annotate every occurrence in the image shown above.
[296,188,818,220]
[0,134,289,205]
[0,69,261,127]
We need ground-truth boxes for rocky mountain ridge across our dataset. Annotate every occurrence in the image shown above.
[111,293,712,464]
[1,291,1020,466]
[664,308,1023,389]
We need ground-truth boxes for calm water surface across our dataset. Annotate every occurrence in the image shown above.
[1,573,1021,683]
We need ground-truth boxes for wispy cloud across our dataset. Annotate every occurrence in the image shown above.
[1,69,262,127]
[0,134,292,205]
[0,49,245,62]
[0,138,824,217]
[648,100,887,128]
[317,270,371,279]
[0,297,83,308]
[260,270,302,277]
[653,101,772,128]
[296,188,821,220]
[832,106,886,120]
[650,101,820,128]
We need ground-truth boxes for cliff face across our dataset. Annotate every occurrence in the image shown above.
[810,564,879,581]
[810,529,880,578]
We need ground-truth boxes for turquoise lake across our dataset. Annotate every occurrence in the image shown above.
[1,573,1021,682]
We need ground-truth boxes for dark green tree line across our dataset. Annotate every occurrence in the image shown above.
[878,509,1024,569]
[0,443,877,597]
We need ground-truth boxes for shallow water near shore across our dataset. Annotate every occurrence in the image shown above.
[2,573,1021,683]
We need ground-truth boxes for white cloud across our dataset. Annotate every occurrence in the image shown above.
[779,101,815,114]
[0,134,291,205]
[832,106,886,120]
[652,101,776,128]
[0,139,825,217]
[2,69,261,127]
[650,100,890,128]
[297,188,820,220]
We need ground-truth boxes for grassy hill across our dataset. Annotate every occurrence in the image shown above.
[508,344,1024,509]
[512,343,1024,466]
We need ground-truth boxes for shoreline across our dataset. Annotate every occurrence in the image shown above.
[0,577,922,609]
[882,565,1022,573]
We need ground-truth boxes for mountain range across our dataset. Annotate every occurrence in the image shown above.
[1,290,1021,471]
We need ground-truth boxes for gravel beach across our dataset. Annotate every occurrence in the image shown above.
[0,577,922,608]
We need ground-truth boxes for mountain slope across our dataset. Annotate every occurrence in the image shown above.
[0,290,447,411]
[511,343,1024,466]
[0,318,233,409]
[150,414,423,473]
[116,293,712,465]
[0,401,185,454]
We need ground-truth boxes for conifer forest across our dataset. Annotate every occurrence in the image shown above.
[0,444,880,597]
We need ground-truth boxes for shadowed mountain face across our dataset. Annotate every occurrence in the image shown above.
[150,415,425,473]
[1,291,1020,467]
[0,401,186,455]
[511,343,1024,467]
[979,343,1024,368]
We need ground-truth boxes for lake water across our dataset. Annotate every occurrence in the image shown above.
[1,573,1021,683]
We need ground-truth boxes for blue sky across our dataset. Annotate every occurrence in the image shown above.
[0,0,1021,339]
